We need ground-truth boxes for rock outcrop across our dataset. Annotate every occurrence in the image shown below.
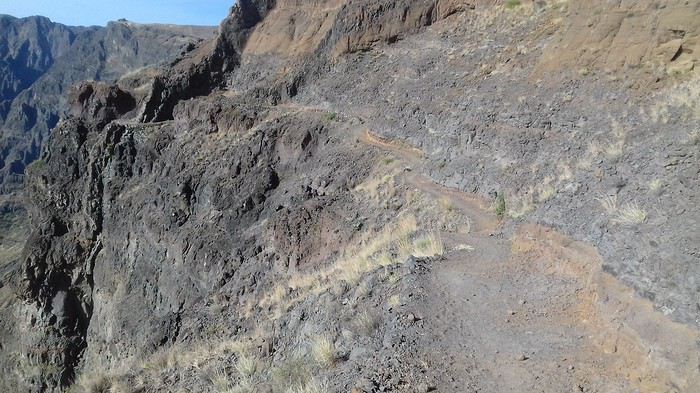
[3,1,700,392]
[0,15,215,195]
[537,0,700,78]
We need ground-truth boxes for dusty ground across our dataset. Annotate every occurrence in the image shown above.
[359,124,699,393]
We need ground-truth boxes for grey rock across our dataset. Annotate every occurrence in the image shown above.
[0,15,215,196]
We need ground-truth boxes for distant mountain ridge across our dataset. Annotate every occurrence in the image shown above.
[0,14,216,195]
[0,15,85,120]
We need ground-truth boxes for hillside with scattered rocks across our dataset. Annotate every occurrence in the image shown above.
[1,1,699,392]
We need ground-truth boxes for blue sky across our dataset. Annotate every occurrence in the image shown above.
[0,0,234,26]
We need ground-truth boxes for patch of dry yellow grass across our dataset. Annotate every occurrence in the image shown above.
[508,190,535,219]
[387,294,401,307]
[412,232,444,257]
[288,214,418,291]
[354,168,401,201]
[597,195,618,215]
[613,202,647,225]
[310,335,336,367]
[650,75,700,123]
[536,177,557,202]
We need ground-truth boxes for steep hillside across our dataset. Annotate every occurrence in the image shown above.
[0,15,215,195]
[2,1,699,392]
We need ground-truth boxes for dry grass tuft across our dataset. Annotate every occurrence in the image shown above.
[272,356,313,393]
[235,354,258,379]
[284,378,327,393]
[454,244,475,252]
[311,335,337,367]
[355,311,381,336]
[613,202,647,225]
[211,368,233,392]
[651,75,700,123]
[354,170,400,201]
[412,232,444,257]
[508,192,535,219]
[599,195,647,225]
[438,196,456,212]
[289,215,418,292]
[603,141,624,161]
[71,373,112,393]
[395,235,414,260]
[597,195,618,215]
[228,379,253,393]
[387,294,401,307]
[557,163,573,182]
[648,179,663,193]
[537,182,557,203]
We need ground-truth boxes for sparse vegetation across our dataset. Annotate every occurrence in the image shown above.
[26,159,46,172]
[604,141,624,161]
[576,155,593,171]
[228,378,253,393]
[272,356,313,393]
[505,0,521,10]
[413,232,444,257]
[354,169,400,201]
[495,194,506,218]
[557,163,573,182]
[69,373,112,393]
[438,196,456,212]
[10,2,700,392]
[311,335,336,367]
[648,179,663,194]
[613,202,648,225]
[387,294,401,307]
[396,231,415,259]
[355,311,381,336]
[288,214,418,292]
[235,353,258,379]
[537,183,556,202]
[284,378,327,393]
[598,195,618,215]
[599,195,647,225]
[211,368,234,392]
[454,244,475,252]
[508,192,535,219]
[324,111,338,122]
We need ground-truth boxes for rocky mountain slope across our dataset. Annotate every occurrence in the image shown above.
[0,15,215,196]
[2,0,699,392]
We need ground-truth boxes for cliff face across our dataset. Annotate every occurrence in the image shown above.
[0,15,81,120]
[4,1,700,392]
[0,15,215,195]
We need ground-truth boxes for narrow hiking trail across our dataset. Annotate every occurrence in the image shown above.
[360,128,700,392]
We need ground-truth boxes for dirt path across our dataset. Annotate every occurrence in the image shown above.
[360,130,425,162]
[416,221,700,393]
[416,229,619,392]
[359,129,700,392]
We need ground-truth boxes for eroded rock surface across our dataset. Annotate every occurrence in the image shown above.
[3,1,700,392]
[0,15,215,195]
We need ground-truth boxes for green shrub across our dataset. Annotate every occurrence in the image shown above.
[506,0,521,9]
[495,194,506,218]
[324,112,338,122]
